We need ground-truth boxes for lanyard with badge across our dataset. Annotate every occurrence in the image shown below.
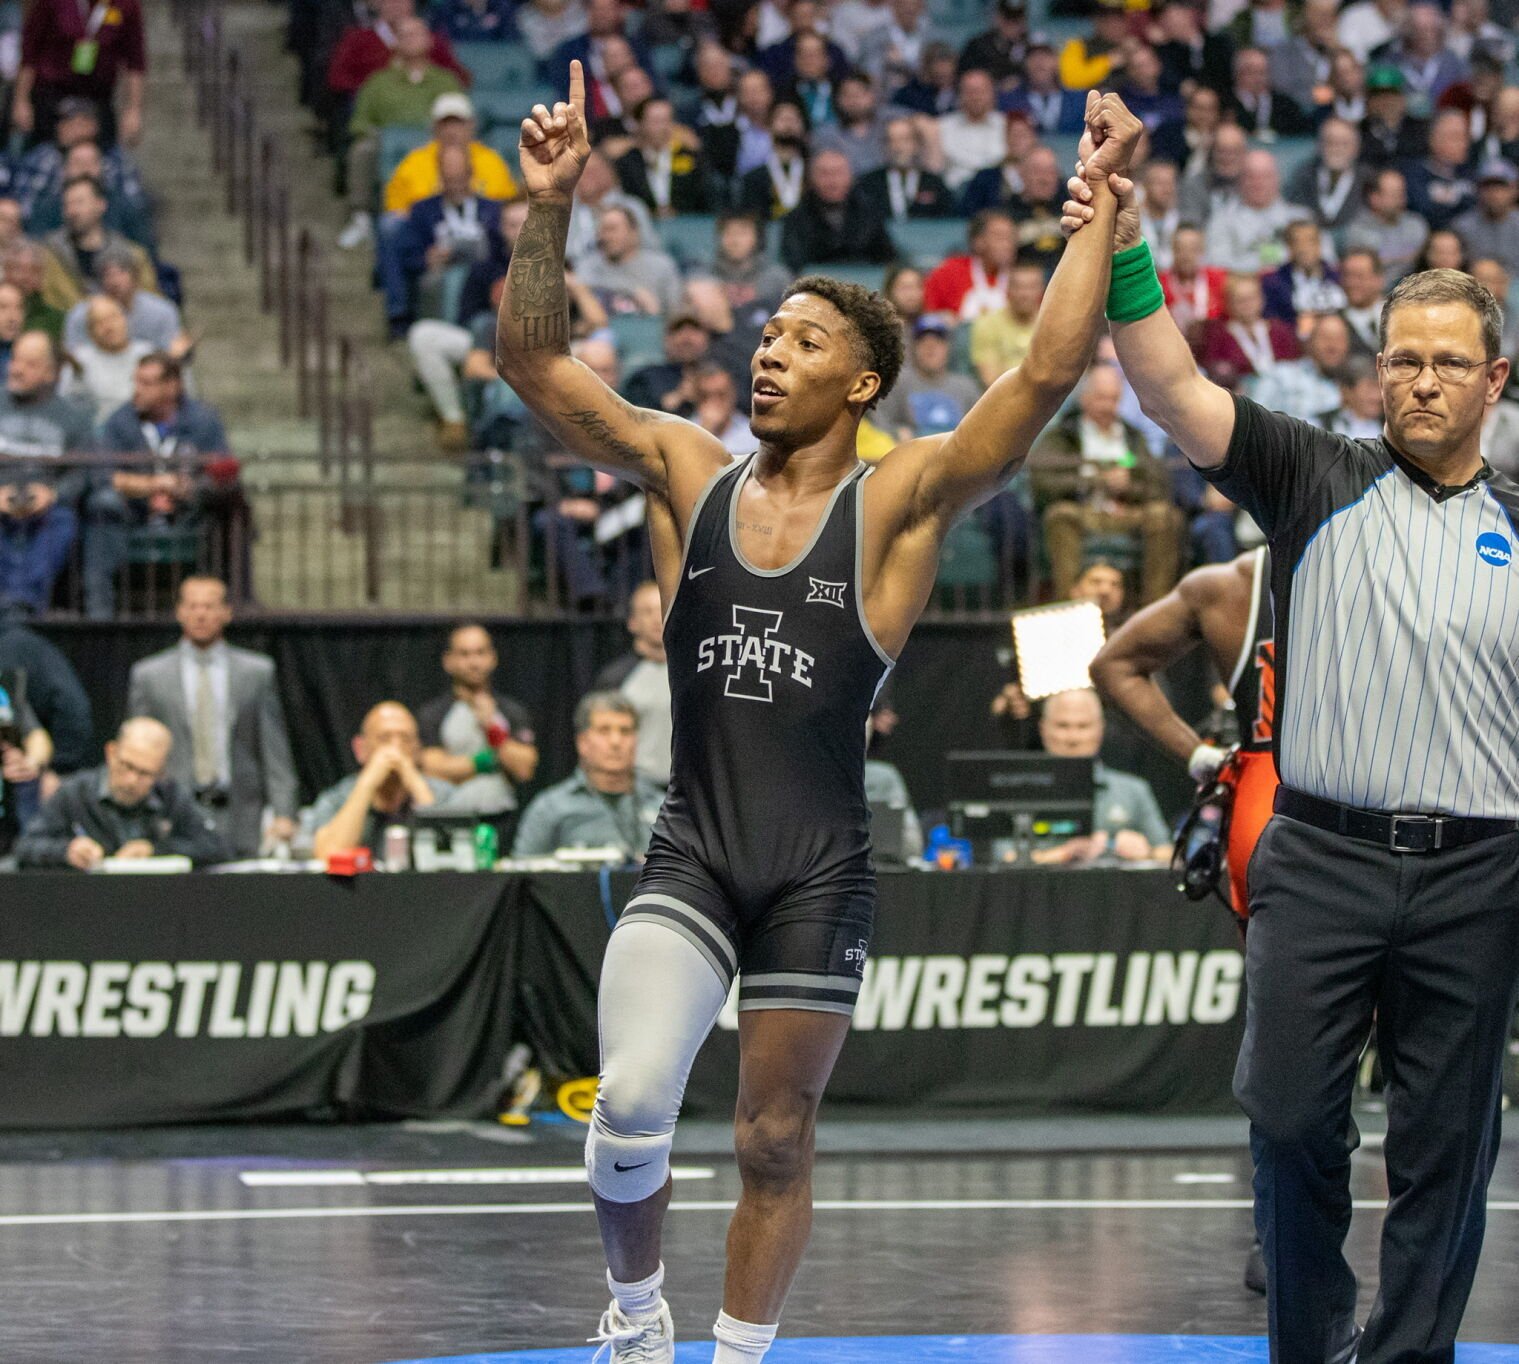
[72,0,112,77]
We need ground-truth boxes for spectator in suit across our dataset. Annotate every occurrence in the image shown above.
[931,68,1004,193]
[1359,63,1429,167]
[1152,0,1234,96]
[381,143,505,336]
[1383,4,1468,111]
[1150,84,1221,180]
[1030,365,1183,605]
[778,149,894,273]
[1178,122,1247,225]
[736,100,810,220]
[684,46,769,180]
[547,0,650,91]
[64,246,188,357]
[921,208,1016,322]
[511,691,665,859]
[1344,166,1429,278]
[1227,47,1313,138]
[856,0,943,95]
[1139,160,1181,270]
[958,0,1030,85]
[0,332,92,615]
[1286,118,1369,244]
[17,717,232,869]
[856,116,952,220]
[416,622,538,831]
[1160,222,1228,337]
[13,0,146,148]
[308,702,455,859]
[1197,272,1302,389]
[40,174,157,311]
[761,5,847,91]
[1335,246,1387,354]
[1261,219,1348,327]
[86,354,242,618]
[339,15,466,248]
[0,606,92,775]
[127,578,297,858]
[1402,108,1476,230]
[614,96,711,217]
[1116,42,1181,136]
[958,111,1039,216]
[1268,0,1342,116]
[893,42,958,118]
[1325,49,1369,127]
[1001,43,1087,137]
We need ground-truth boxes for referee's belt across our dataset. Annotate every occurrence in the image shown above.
[1275,787,1519,854]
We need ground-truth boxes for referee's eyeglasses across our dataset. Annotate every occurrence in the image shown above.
[1381,354,1493,385]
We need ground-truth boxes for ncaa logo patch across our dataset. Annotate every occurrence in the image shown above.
[1476,531,1512,568]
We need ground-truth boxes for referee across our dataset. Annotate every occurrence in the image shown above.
[1066,152,1519,1359]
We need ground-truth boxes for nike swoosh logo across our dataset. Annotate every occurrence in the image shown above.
[687,565,715,580]
[614,1161,651,1172]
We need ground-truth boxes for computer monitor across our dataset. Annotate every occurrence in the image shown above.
[944,751,1095,859]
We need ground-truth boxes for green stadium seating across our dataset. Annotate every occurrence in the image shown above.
[1261,135,1316,183]
[657,214,719,269]
[379,125,431,185]
[455,41,537,91]
[649,44,687,85]
[609,313,668,370]
[889,218,967,269]
[798,262,891,289]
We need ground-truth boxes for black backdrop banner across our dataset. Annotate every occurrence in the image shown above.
[39,618,1206,822]
[0,871,517,1128]
[522,868,1246,1115]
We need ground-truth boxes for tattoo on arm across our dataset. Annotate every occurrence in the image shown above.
[558,398,654,467]
[503,202,572,354]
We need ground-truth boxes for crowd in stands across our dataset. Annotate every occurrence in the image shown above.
[0,2,243,621]
[279,0,1518,612]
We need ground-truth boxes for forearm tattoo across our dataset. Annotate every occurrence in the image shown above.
[557,400,652,465]
[503,201,572,354]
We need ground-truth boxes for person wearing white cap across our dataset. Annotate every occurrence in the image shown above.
[380,92,518,220]
[339,15,465,249]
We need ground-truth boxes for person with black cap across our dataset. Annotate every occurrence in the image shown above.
[1451,160,1519,274]
[958,0,1030,85]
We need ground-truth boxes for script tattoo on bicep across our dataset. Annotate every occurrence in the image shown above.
[558,396,655,468]
[505,202,572,353]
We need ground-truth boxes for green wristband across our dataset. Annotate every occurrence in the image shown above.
[1106,240,1165,325]
[472,749,498,775]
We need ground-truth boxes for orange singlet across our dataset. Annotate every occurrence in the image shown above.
[1222,547,1279,918]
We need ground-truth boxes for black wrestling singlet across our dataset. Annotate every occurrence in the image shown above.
[1227,546,1277,754]
[652,454,895,906]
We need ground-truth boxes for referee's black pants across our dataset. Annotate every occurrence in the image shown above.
[1235,812,1519,1364]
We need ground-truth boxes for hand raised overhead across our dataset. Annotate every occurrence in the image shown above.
[518,58,592,203]
[1075,90,1145,185]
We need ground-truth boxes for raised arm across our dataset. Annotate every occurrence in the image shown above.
[1060,163,1235,468]
[882,93,1141,526]
[494,62,724,502]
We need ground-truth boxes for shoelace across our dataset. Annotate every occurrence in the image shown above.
[588,1307,666,1363]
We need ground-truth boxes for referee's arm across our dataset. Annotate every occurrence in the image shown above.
[1060,176,1235,469]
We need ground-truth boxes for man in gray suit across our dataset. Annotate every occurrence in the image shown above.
[127,576,298,857]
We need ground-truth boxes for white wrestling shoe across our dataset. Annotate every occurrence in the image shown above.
[588,1300,675,1362]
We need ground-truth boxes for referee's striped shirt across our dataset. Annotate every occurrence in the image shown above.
[1199,396,1519,819]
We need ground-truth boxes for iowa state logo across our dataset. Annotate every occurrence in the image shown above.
[696,606,816,702]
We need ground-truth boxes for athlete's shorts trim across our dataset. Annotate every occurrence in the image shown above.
[738,970,863,1016]
[621,893,738,988]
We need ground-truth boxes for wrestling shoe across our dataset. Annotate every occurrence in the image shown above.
[589,1300,675,1363]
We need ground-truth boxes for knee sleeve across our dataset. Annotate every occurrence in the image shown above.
[585,1112,674,1203]
[586,917,730,1202]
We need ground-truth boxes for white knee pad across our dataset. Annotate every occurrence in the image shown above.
[585,1111,673,1203]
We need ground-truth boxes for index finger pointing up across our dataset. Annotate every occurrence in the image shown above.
[569,59,586,118]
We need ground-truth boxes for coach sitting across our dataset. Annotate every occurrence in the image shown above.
[307,701,454,858]
[16,716,231,869]
[512,692,664,860]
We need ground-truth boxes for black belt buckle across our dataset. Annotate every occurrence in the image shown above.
[1388,813,1444,853]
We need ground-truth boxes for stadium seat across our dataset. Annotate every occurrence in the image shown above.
[1261,135,1316,184]
[889,218,966,269]
[455,41,537,92]
[474,84,560,132]
[380,126,431,185]
[484,128,522,183]
[649,44,687,85]
[609,313,668,371]
[1045,132,1083,179]
[799,262,889,290]
[657,214,719,269]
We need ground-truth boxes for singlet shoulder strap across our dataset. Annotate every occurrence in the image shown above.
[1226,546,1267,697]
